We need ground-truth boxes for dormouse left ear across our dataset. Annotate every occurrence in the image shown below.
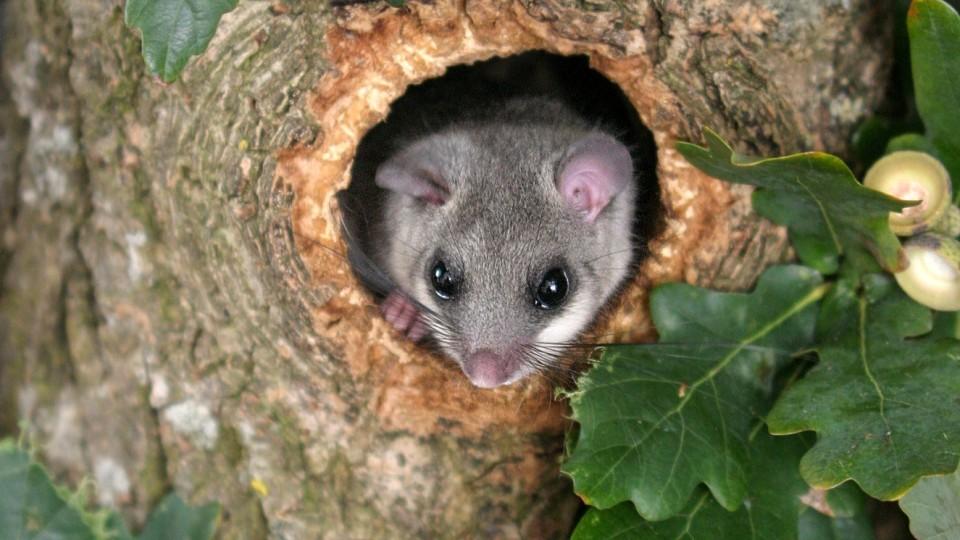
[557,133,633,223]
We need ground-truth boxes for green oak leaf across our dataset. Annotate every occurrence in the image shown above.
[798,507,874,540]
[677,129,909,273]
[768,275,960,500]
[797,482,875,540]
[852,117,911,170]
[900,466,960,539]
[0,440,102,539]
[125,0,238,83]
[562,266,825,520]
[909,0,960,192]
[885,132,939,155]
[104,510,135,540]
[0,440,219,540]
[139,493,220,540]
[752,189,839,274]
[932,311,960,340]
[571,503,646,540]
[571,433,866,540]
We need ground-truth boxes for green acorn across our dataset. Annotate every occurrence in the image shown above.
[895,233,960,311]
[864,151,958,237]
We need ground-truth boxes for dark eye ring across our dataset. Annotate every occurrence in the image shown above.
[431,260,459,300]
[534,268,568,310]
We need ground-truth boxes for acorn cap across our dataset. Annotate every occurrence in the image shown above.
[895,233,960,311]
[864,151,952,236]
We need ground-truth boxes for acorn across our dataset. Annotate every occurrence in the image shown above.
[895,233,960,311]
[863,151,958,237]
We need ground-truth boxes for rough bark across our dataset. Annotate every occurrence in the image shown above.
[0,0,889,538]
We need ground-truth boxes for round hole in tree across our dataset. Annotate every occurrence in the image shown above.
[338,51,661,387]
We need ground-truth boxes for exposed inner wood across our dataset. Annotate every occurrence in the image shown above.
[279,1,771,439]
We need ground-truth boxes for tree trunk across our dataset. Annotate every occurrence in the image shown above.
[0,0,889,537]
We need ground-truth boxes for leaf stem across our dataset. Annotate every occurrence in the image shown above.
[672,282,830,415]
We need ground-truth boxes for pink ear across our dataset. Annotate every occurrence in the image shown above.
[557,134,633,222]
[375,145,449,205]
[375,164,448,205]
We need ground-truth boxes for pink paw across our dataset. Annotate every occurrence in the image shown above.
[381,291,428,342]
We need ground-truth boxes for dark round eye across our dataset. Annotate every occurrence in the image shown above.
[431,260,459,300]
[534,268,568,310]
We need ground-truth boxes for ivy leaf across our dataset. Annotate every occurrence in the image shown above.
[562,266,824,520]
[0,440,101,539]
[909,0,960,191]
[768,275,960,500]
[139,493,220,540]
[125,0,238,83]
[900,467,960,539]
[677,129,909,273]
[571,433,849,540]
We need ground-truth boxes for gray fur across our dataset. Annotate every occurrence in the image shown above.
[374,97,636,384]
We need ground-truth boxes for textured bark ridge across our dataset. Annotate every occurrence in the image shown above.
[0,0,888,537]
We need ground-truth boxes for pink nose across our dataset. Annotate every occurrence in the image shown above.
[463,349,516,388]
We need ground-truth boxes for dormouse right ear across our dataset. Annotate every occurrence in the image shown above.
[557,133,633,223]
[375,143,450,206]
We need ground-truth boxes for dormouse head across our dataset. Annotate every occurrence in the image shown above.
[375,119,636,388]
